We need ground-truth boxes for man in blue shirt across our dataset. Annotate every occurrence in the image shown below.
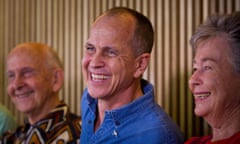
[81,7,184,144]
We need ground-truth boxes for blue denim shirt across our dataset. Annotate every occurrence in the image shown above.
[80,79,184,144]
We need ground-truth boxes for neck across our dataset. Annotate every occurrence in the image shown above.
[208,108,240,142]
[94,81,143,131]
[28,95,60,125]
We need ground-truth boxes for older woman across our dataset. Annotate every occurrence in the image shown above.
[185,12,240,143]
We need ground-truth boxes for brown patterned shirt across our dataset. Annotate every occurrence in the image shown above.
[0,102,81,144]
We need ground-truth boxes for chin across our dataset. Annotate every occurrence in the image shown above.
[89,93,102,99]
[88,89,96,96]
[89,91,106,99]
[194,108,206,117]
[16,105,32,113]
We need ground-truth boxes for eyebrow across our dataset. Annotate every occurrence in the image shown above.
[6,67,34,73]
[193,57,217,65]
[85,42,94,47]
[85,42,118,52]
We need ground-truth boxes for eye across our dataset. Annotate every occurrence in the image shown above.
[192,67,197,74]
[103,47,118,57]
[7,72,15,82]
[22,68,34,78]
[106,49,117,57]
[203,65,212,71]
[85,45,95,54]
[192,64,198,74]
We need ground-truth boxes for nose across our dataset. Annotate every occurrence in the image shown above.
[89,52,105,68]
[189,71,202,90]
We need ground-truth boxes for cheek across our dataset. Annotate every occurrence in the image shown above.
[81,58,89,79]
[82,57,90,70]
[188,81,193,93]
[206,77,226,104]
[34,82,51,98]
[28,79,45,93]
[112,59,135,80]
[204,72,220,86]
[109,60,125,75]
[212,76,226,90]
[6,85,13,96]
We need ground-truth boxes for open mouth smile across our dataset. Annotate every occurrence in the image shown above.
[15,91,33,98]
[91,73,110,81]
[194,92,211,99]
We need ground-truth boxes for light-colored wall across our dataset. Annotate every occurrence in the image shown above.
[0,0,239,139]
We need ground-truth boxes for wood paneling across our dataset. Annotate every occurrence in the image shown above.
[0,0,239,140]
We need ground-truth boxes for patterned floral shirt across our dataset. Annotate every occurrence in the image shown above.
[0,102,81,144]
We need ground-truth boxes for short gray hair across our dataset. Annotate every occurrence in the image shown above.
[190,11,240,72]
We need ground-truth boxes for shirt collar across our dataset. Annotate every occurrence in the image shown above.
[24,102,69,132]
[87,79,155,125]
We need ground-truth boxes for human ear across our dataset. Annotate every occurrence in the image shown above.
[52,69,64,92]
[134,53,150,78]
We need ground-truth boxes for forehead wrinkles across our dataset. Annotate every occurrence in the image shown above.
[90,25,132,42]
[92,15,135,37]
[88,17,136,56]
[9,43,47,57]
[196,36,231,63]
[7,45,48,69]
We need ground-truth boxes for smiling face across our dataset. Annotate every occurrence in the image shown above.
[189,35,240,122]
[6,44,60,119]
[82,15,145,102]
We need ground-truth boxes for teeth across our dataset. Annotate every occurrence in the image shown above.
[198,96,208,99]
[91,74,109,80]
[194,93,210,99]
[15,91,32,97]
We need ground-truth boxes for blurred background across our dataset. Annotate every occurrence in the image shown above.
[0,0,239,140]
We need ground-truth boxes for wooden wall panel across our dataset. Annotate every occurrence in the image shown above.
[0,0,239,140]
